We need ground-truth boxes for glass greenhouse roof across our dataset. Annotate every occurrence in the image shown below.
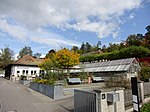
[69,58,139,73]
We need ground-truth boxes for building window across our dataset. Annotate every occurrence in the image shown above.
[26,70,28,74]
[22,70,25,75]
[17,71,20,74]
[31,70,33,75]
[34,71,37,75]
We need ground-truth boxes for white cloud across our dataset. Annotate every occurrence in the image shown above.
[129,13,135,19]
[0,0,142,38]
[0,19,28,41]
[40,54,46,58]
[0,18,80,48]
[14,53,19,61]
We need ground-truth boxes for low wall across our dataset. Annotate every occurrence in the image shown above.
[144,82,150,98]
[74,89,125,112]
[19,80,30,86]
[29,82,63,100]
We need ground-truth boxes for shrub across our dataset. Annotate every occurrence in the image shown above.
[33,78,56,85]
[105,76,131,89]
[138,67,150,82]
[37,79,49,84]
[20,75,27,80]
[78,72,88,80]
[80,46,150,62]
[32,78,40,83]
[141,102,150,112]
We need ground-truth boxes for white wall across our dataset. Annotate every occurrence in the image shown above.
[11,65,41,77]
[100,90,125,112]
[126,72,138,79]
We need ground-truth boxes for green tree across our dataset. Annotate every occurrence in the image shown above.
[34,53,41,58]
[0,47,14,68]
[80,42,86,54]
[18,46,33,59]
[142,25,150,49]
[126,34,142,46]
[96,41,101,50]
[71,46,79,52]
[85,42,92,53]
[101,45,107,52]
[107,43,120,52]
[45,49,56,59]
[119,42,126,50]
[146,25,150,32]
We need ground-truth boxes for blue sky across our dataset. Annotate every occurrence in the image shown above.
[0,0,150,57]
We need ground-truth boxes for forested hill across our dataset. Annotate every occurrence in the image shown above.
[72,25,150,62]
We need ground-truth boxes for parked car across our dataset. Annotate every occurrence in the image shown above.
[0,74,5,78]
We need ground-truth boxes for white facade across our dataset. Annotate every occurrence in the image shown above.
[11,65,41,78]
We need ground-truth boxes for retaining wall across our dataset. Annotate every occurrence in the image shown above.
[29,82,63,100]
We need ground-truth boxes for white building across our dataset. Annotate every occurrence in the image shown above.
[5,55,44,80]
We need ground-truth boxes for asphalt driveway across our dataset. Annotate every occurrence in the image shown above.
[0,78,73,112]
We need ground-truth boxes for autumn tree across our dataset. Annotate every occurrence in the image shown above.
[18,46,33,59]
[0,47,14,68]
[55,48,80,75]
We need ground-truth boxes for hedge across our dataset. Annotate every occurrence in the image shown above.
[80,46,150,62]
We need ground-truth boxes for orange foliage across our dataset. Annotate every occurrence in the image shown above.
[55,48,80,69]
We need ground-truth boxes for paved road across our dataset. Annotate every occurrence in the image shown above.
[0,78,73,112]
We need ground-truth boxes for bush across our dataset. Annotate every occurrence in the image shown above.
[20,75,27,80]
[105,76,131,89]
[138,67,150,82]
[33,78,56,85]
[80,46,150,62]
[141,102,150,112]
[78,72,88,80]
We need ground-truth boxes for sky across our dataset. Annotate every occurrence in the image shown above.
[0,0,150,57]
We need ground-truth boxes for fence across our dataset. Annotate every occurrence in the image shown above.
[74,89,97,112]
[124,82,150,109]
[124,89,132,108]
[143,82,150,97]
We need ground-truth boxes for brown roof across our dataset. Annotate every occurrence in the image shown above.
[14,54,44,65]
